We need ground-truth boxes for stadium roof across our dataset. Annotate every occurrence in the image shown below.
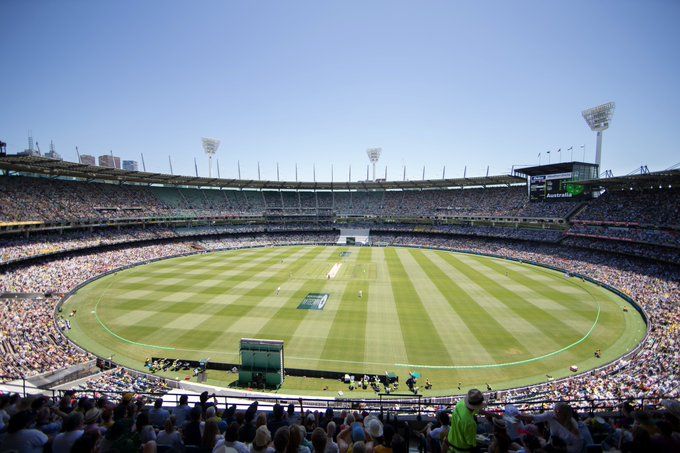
[513,162,598,177]
[577,168,680,190]
[0,155,525,190]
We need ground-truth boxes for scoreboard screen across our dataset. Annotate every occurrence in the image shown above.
[530,172,587,201]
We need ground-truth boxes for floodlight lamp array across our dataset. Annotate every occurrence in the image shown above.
[366,147,382,163]
[202,137,221,156]
[582,102,615,131]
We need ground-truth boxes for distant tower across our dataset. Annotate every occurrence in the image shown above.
[366,148,382,181]
[582,102,615,169]
[45,140,62,160]
[202,138,221,178]
[22,131,40,156]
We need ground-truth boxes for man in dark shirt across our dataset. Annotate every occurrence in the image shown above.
[267,403,289,436]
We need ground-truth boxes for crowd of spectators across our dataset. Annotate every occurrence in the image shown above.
[0,242,197,295]
[1,176,589,222]
[0,232,339,380]
[1,388,678,452]
[0,296,90,380]
[73,369,171,399]
[1,230,677,407]
[369,224,565,243]
[567,223,680,248]
[0,177,170,222]
[0,228,178,264]
[0,390,420,453]
[574,187,680,227]
[419,391,680,453]
[562,236,680,265]
[0,227,339,265]
[1,175,678,450]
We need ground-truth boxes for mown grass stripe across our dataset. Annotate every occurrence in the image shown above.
[413,250,530,363]
[398,248,493,364]
[441,253,588,347]
[317,247,370,368]
[384,247,448,363]
[473,258,596,321]
[166,246,330,348]
[251,247,341,345]
[107,246,288,311]
[216,249,344,342]
[396,302,602,370]
[106,246,293,315]
[362,247,409,369]
[112,246,306,346]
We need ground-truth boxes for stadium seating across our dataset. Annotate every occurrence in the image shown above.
[0,174,678,453]
[0,176,593,221]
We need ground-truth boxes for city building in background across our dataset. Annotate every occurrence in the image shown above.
[80,154,96,166]
[98,154,121,169]
[122,160,139,171]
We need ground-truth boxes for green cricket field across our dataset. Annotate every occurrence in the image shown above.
[62,245,646,396]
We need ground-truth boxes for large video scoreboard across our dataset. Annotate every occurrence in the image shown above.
[529,172,587,201]
[517,162,598,202]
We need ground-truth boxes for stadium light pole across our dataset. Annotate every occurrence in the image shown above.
[582,102,615,169]
[366,148,382,181]
[202,138,220,178]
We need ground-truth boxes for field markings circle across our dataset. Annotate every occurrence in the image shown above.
[90,247,604,368]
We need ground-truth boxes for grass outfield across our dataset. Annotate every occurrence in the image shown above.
[62,245,647,396]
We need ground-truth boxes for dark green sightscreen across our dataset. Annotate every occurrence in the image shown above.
[238,338,284,389]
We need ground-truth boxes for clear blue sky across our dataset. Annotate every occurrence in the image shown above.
[2,0,679,181]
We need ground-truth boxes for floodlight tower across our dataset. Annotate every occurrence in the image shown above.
[581,102,615,169]
[366,147,382,181]
[201,138,221,178]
